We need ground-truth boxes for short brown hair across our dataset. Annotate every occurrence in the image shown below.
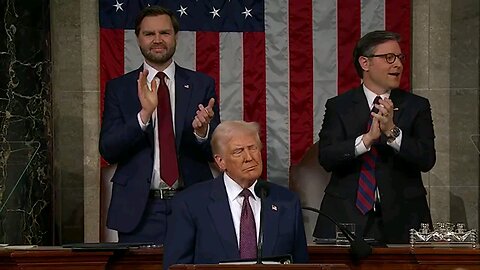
[353,30,401,78]
[134,5,179,36]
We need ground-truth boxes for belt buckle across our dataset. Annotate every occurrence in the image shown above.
[160,188,176,199]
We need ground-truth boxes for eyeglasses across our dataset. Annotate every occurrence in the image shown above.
[366,53,406,64]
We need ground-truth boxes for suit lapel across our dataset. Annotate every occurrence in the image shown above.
[174,65,193,151]
[343,86,371,134]
[261,196,280,257]
[389,88,406,124]
[208,175,240,259]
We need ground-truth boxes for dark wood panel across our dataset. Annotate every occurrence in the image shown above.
[0,245,479,270]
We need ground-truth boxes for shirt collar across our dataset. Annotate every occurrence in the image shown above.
[144,60,176,83]
[223,173,258,202]
[362,84,390,109]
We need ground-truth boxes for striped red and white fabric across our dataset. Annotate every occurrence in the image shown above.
[99,0,411,186]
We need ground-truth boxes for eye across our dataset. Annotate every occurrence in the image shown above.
[385,53,395,63]
[232,148,243,156]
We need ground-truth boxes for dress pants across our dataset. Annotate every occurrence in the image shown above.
[118,198,171,245]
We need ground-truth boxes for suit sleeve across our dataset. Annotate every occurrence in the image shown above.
[317,99,358,172]
[99,79,147,164]
[200,77,220,161]
[396,99,436,172]
[292,196,309,263]
[163,197,196,270]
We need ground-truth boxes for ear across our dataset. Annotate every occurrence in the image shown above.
[358,56,370,72]
[214,154,226,171]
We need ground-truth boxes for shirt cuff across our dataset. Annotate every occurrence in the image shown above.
[355,135,369,157]
[137,112,149,131]
[194,124,210,142]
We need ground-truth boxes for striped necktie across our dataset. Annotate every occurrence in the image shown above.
[356,96,381,215]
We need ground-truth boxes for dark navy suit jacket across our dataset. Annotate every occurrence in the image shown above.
[163,174,309,269]
[313,86,436,243]
[99,64,220,233]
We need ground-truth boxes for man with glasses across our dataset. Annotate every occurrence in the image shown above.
[313,30,436,244]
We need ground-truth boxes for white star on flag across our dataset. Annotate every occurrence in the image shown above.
[242,7,252,19]
[177,5,188,17]
[210,7,220,19]
[113,0,123,12]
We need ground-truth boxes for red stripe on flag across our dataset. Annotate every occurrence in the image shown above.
[243,32,267,178]
[337,0,361,94]
[100,28,124,168]
[289,0,314,165]
[386,0,411,90]
[100,28,125,116]
[196,32,220,99]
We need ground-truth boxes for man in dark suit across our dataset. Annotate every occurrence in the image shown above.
[313,30,436,244]
[163,121,308,269]
[99,6,220,244]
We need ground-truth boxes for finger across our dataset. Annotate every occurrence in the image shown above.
[151,79,157,93]
[205,98,216,117]
[374,104,388,115]
[379,99,394,111]
[206,98,215,109]
[192,117,201,129]
[195,114,208,124]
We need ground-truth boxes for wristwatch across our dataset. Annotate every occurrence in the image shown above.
[387,126,401,143]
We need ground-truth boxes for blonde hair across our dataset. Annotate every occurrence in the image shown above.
[211,121,262,155]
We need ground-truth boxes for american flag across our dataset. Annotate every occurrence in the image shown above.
[99,0,411,186]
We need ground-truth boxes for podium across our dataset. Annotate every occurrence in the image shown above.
[170,264,350,270]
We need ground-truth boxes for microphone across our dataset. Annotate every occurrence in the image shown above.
[302,206,372,260]
[254,180,270,264]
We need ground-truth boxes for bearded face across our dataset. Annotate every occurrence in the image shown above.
[137,14,177,69]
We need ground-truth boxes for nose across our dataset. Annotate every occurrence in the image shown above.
[243,149,253,161]
[153,33,162,43]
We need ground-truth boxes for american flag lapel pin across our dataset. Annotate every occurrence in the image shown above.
[271,204,278,211]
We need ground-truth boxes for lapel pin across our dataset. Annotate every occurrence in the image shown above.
[271,204,278,211]
[184,84,190,89]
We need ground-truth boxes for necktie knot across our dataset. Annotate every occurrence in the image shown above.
[156,72,167,86]
[240,189,253,199]
[372,96,382,113]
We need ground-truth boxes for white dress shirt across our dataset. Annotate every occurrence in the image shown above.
[354,85,402,157]
[223,174,261,248]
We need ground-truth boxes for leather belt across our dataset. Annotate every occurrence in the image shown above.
[149,188,177,200]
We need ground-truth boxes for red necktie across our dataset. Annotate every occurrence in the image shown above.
[156,72,179,187]
[239,189,257,259]
[356,96,381,215]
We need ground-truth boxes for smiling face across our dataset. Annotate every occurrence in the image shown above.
[137,14,177,71]
[359,40,403,94]
[214,130,263,188]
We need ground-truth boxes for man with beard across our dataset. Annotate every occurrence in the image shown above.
[99,6,220,244]
[313,31,436,244]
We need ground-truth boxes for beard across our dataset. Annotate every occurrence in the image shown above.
[140,43,176,66]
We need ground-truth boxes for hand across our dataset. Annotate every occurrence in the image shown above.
[137,70,158,124]
[362,116,381,148]
[372,98,396,135]
[192,98,215,137]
